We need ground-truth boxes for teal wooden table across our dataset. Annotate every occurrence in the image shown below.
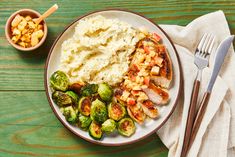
[1,0,235,156]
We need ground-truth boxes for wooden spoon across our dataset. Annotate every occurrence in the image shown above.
[33,4,58,25]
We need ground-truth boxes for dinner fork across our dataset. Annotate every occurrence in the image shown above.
[180,33,215,157]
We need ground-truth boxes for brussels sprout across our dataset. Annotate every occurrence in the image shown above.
[66,91,79,104]
[90,93,101,102]
[50,71,69,91]
[52,91,72,107]
[80,84,98,96]
[78,113,92,129]
[117,118,136,137]
[98,83,113,102]
[101,119,116,134]
[108,102,126,121]
[60,106,77,124]
[90,99,108,124]
[89,121,103,140]
[78,97,91,116]
[69,82,84,94]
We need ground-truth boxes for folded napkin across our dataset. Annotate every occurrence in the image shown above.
[157,11,235,157]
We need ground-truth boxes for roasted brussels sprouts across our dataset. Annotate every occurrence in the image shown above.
[50,71,69,91]
[80,84,98,96]
[90,93,101,102]
[69,82,84,94]
[78,97,91,116]
[78,113,92,129]
[98,83,113,102]
[66,91,79,104]
[108,102,126,121]
[101,119,116,134]
[90,99,108,124]
[52,91,72,107]
[117,118,136,137]
[89,121,103,140]
[60,106,77,124]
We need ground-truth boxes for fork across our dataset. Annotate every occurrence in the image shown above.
[180,33,215,157]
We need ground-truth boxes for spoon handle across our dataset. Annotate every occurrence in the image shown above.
[34,4,58,25]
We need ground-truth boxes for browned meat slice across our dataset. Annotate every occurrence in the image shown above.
[127,103,146,124]
[141,100,159,118]
[151,45,172,89]
[151,76,171,89]
[143,82,169,105]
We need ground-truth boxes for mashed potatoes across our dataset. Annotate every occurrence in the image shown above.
[60,15,145,85]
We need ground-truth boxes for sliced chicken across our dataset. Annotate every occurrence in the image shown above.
[151,46,172,89]
[151,76,171,89]
[127,103,146,124]
[141,100,159,118]
[143,82,169,105]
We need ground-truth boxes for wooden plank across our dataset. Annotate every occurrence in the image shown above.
[0,124,167,157]
[0,91,167,156]
[0,0,235,90]
[0,91,58,126]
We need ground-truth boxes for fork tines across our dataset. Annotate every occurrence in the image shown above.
[196,33,215,57]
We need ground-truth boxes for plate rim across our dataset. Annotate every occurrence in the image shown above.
[44,8,183,146]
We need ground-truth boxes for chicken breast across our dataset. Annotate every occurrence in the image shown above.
[143,82,169,105]
[141,100,159,118]
[151,46,172,89]
[151,76,171,89]
[127,103,146,124]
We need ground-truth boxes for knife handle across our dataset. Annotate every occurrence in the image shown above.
[187,92,211,152]
[180,79,200,157]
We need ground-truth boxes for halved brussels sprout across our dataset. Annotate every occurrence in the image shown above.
[50,71,69,91]
[78,113,92,129]
[101,119,116,134]
[89,121,103,140]
[90,99,108,124]
[98,83,113,102]
[52,91,72,107]
[60,106,77,124]
[78,97,91,116]
[69,82,84,94]
[117,118,136,137]
[108,102,126,121]
[80,84,98,96]
[66,91,79,104]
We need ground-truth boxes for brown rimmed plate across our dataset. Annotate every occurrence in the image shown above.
[44,9,182,146]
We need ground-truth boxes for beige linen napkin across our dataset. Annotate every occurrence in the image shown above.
[157,10,235,157]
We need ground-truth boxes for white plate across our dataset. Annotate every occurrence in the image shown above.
[45,9,182,146]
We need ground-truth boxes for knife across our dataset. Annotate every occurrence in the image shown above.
[186,35,234,152]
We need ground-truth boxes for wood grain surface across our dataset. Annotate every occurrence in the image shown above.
[0,0,235,156]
